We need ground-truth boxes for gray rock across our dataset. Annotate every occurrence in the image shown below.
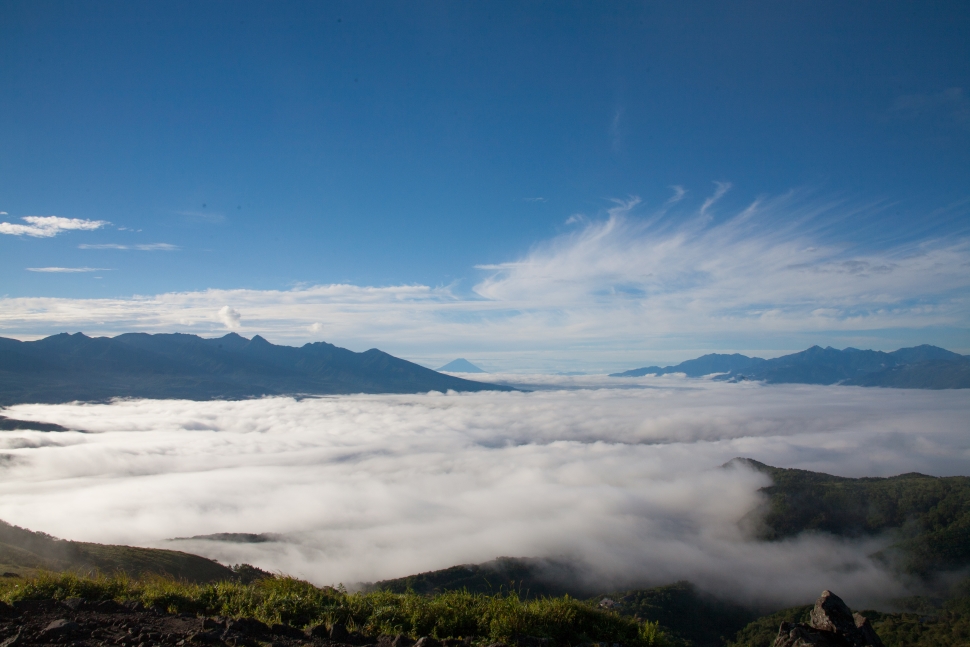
[0,602,18,618]
[330,622,352,642]
[61,597,86,611]
[810,592,857,635]
[308,624,331,639]
[94,599,127,613]
[225,618,270,636]
[852,614,885,647]
[773,591,884,647]
[189,630,221,644]
[414,637,440,647]
[391,633,415,647]
[774,621,848,646]
[40,619,81,637]
[271,623,305,638]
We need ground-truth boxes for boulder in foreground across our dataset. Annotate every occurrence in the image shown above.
[774,590,883,647]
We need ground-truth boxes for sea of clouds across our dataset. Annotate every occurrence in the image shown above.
[1,377,968,608]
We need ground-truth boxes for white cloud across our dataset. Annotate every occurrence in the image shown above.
[78,243,178,251]
[0,381,965,608]
[699,181,731,217]
[0,190,967,368]
[26,267,110,273]
[666,185,687,205]
[308,322,323,333]
[135,243,179,251]
[217,306,242,330]
[0,216,108,238]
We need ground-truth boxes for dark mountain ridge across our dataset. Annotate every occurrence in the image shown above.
[0,332,512,405]
[610,344,970,388]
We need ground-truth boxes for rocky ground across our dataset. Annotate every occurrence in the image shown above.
[773,591,883,647]
[0,598,479,647]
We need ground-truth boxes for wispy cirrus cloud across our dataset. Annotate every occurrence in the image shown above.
[26,267,111,273]
[890,87,970,130]
[0,216,108,238]
[666,185,687,205]
[1,188,967,367]
[78,243,179,251]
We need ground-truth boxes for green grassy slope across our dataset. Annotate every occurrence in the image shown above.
[0,520,236,583]
[0,572,671,646]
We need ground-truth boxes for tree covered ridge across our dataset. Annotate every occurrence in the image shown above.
[733,459,970,575]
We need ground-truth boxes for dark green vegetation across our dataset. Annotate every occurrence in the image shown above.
[0,520,237,583]
[597,583,759,647]
[0,572,669,646]
[610,344,970,388]
[727,590,970,647]
[860,591,970,647]
[372,557,589,598]
[725,605,812,647]
[375,565,758,646]
[734,459,970,575]
[0,332,512,405]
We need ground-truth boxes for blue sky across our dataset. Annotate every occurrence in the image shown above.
[1,1,968,370]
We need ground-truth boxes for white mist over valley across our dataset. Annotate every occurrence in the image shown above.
[1,376,966,608]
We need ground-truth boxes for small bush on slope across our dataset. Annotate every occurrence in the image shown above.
[0,572,669,646]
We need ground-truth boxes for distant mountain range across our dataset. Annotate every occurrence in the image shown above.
[610,344,970,389]
[437,358,487,373]
[0,332,512,405]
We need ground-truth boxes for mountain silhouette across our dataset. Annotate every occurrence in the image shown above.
[437,358,486,373]
[0,332,513,405]
[610,344,969,389]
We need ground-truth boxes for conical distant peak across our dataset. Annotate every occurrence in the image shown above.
[437,358,486,373]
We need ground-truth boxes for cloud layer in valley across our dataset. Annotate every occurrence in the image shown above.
[0,379,967,608]
[0,190,967,368]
